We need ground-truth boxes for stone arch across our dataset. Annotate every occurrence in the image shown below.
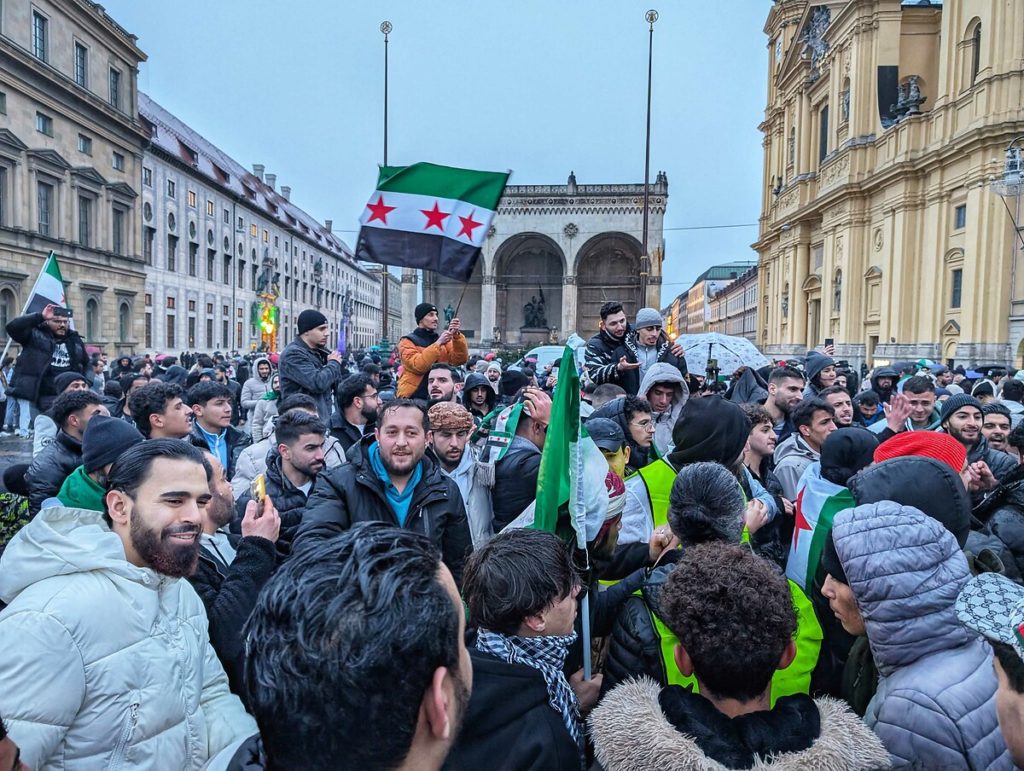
[118,300,132,342]
[85,297,100,342]
[573,232,642,337]
[1017,338,1024,369]
[0,286,18,341]
[493,233,565,344]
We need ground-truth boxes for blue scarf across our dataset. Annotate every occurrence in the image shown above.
[368,441,422,526]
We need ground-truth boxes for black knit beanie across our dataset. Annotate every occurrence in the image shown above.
[83,415,145,473]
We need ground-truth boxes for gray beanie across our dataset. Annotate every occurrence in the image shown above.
[634,307,663,329]
[940,393,983,425]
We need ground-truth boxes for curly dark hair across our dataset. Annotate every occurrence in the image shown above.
[660,542,797,702]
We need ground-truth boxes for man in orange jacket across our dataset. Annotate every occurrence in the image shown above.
[397,303,469,400]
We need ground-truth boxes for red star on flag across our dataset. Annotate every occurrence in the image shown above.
[457,209,483,239]
[420,201,450,231]
[792,490,812,549]
[365,195,396,224]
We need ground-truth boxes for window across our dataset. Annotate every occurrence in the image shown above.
[222,319,229,347]
[237,216,244,230]
[0,167,6,226]
[951,269,963,309]
[145,293,152,306]
[818,105,829,163]
[207,250,215,281]
[262,229,269,243]
[206,303,213,314]
[143,227,154,264]
[206,318,213,348]
[112,152,125,172]
[251,263,258,289]
[32,11,47,61]
[971,23,982,85]
[143,167,152,187]
[206,200,214,216]
[35,112,53,136]
[238,259,246,288]
[108,68,121,111]
[0,287,16,339]
[223,208,229,224]
[187,190,196,208]
[119,303,131,341]
[166,315,175,348]
[78,134,92,155]
[74,43,88,87]
[85,299,98,340]
[78,196,91,246]
[167,179,176,198]
[188,242,198,276]
[145,312,152,347]
[166,296,176,309]
[167,235,178,271]
[0,92,5,114]
[37,181,53,236]
[954,204,967,230]
[223,255,231,284]
[250,223,257,237]
[188,299,196,312]
[112,206,126,255]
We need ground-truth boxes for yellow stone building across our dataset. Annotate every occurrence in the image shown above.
[754,0,1024,367]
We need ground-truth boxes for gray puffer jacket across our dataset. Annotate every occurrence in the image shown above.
[832,502,1012,770]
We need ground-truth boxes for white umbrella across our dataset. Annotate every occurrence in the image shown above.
[678,333,772,375]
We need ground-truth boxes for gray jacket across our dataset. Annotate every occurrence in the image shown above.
[278,339,343,421]
[638,362,688,457]
[239,357,273,419]
[772,433,819,500]
[832,502,1012,770]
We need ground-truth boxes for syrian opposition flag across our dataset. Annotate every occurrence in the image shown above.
[785,465,856,592]
[355,163,510,282]
[25,251,70,316]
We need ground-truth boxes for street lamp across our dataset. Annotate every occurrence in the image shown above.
[379,20,392,346]
[990,136,1024,253]
[640,9,658,306]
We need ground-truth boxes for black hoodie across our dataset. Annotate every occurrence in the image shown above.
[463,372,496,418]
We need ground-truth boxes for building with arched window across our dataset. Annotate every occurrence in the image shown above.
[755,0,1024,367]
[418,172,668,347]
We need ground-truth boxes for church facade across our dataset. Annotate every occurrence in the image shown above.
[415,172,668,348]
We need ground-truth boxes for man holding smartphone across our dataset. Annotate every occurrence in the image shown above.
[397,303,469,400]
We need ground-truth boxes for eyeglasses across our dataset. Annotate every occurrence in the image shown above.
[630,419,655,431]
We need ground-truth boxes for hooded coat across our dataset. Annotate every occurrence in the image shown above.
[772,434,819,500]
[160,364,189,388]
[590,678,890,771]
[639,362,688,457]
[239,357,273,421]
[0,506,256,770]
[592,397,655,475]
[831,503,1013,770]
[462,372,497,419]
[869,366,899,404]
[802,353,835,399]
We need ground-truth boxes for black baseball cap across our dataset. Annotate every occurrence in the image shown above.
[587,417,627,452]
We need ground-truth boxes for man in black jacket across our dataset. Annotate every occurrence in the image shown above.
[6,304,88,436]
[446,528,591,771]
[190,449,280,700]
[296,398,471,583]
[584,301,636,389]
[278,309,345,421]
[942,393,1017,501]
[329,374,378,454]
[26,389,108,515]
[491,388,552,531]
[187,381,252,479]
[234,410,326,558]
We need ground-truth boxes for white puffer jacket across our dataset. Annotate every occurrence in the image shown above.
[0,505,256,770]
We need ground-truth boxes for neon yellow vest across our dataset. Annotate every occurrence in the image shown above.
[646,578,823,706]
[635,459,677,531]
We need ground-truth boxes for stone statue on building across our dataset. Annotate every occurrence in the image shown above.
[523,288,547,328]
[444,303,455,325]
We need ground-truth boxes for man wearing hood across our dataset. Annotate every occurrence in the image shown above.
[638,362,688,457]
[484,361,502,391]
[869,365,899,404]
[620,308,688,396]
[462,372,497,423]
[802,352,837,399]
[397,303,468,400]
[822,502,1013,769]
[240,357,274,424]
[427,403,493,547]
[0,440,256,769]
[773,398,837,499]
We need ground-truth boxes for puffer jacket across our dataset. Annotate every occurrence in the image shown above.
[250,396,278,442]
[230,431,345,500]
[278,338,344,421]
[239,357,273,420]
[772,433,819,500]
[584,327,629,389]
[295,441,471,583]
[832,502,1013,770]
[26,430,82,516]
[639,362,688,457]
[234,449,311,557]
[492,435,542,531]
[396,327,469,400]
[969,435,1018,486]
[0,505,256,770]
[4,312,88,405]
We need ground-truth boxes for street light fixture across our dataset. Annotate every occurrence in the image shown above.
[379,20,392,347]
[640,9,658,306]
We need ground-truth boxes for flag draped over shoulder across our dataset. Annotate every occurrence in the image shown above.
[786,464,856,592]
[25,252,68,314]
[533,345,608,548]
[355,162,510,282]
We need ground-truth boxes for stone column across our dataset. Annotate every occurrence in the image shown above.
[400,268,417,332]
[480,273,497,348]
[561,275,577,341]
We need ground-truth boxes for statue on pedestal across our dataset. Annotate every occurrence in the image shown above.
[523,287,548,328]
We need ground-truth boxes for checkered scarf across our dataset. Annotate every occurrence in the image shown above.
[475,628,583,759]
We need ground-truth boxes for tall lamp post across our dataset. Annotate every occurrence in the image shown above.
[379,20,392,349]
[990,137,1024,363]
[640,9,658,306]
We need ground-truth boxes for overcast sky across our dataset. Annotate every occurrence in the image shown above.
[102,0,769,308]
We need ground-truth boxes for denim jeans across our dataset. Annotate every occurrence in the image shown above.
[17,398,33,435]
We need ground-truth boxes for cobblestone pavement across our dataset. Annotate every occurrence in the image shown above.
[0,435,32,482]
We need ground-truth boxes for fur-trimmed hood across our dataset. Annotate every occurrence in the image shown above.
[589,677,890,771]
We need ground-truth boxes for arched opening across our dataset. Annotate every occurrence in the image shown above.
[85,298,99,341]
[802,274,822,349]
[971,21,982,84]
[0,288,16,340]
[1017,338,1024,369]
[574,232,641,337]
[119,302,131,342]
[494,233,565,345]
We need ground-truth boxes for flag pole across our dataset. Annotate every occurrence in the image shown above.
[0,251,55,365]
[452,280,471,319]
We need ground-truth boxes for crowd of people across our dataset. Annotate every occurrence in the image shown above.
[2,298,1024,769]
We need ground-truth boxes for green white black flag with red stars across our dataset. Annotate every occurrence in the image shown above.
[355,162,510,282]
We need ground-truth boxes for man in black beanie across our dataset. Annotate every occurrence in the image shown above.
[57,415,144,511]
[941,392,1016,493]
[397,302,468,400]
[278,308,345,421]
